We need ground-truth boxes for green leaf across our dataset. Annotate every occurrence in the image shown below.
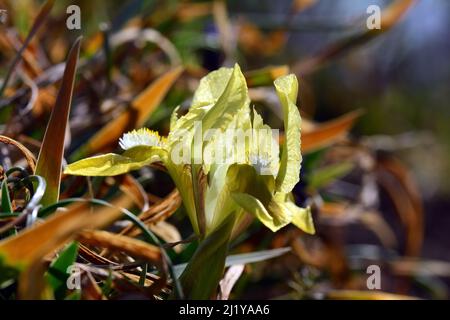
[46,241,79,299]
[0,254,23,286]
[178,214,236,299]
[64,146,166,176]
[225,247,291,266]
[1,180,12,213]
[174,247,291,278]
[35,37,81,206]
[274,74,302,194]
[308,161,354,189]
[65,290,81,300]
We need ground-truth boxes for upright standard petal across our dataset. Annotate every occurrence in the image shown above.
[274,74,302,194]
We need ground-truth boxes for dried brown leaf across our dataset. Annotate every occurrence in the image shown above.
[301,110,363,153]
[0,135,36,172]
[35,37,81,206]
[76,66,183,157]
[76,230,161,265]
[376,155,423,256]
[0,0,55,96]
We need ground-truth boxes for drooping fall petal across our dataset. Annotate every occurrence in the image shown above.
[64,146,167,176]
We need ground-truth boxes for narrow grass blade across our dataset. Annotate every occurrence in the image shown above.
[308,162,354,189]
[46,241,79,299]
[0,175,46,235]
[228,247,291,267]
[174,247,291,278]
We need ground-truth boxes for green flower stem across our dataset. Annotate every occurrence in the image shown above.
[178,213,236,299]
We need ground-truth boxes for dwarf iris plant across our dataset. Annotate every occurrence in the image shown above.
[65,64,314,298]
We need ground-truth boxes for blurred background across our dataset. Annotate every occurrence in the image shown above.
[0,0,449,299]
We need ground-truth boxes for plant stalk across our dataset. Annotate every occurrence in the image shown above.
[178,214,235,299]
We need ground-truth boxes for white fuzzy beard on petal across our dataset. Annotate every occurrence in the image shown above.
[119,128,162,150]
